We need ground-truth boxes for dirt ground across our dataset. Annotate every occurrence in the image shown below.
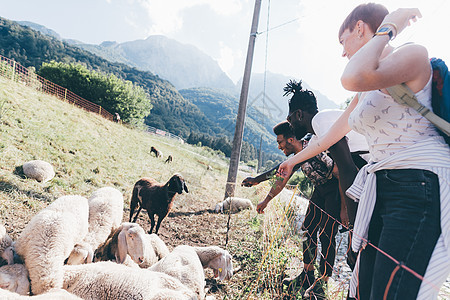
[125,190,261,299]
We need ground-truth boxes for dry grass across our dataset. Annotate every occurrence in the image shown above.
[2,77,448,299]
[0,76,275,298]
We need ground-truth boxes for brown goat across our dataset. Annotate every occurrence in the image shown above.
[150,146,161,158]
[164,155,173,163]
[129,174,188,234]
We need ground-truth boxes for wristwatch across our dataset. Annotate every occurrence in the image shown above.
[373,27,394,40]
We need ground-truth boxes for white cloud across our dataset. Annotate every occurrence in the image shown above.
[135,0,244,35]
[217,43,237,80]
[206,0,243,15]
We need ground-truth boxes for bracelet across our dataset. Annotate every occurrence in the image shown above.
[373,29,393,40]
[377,22,398,39]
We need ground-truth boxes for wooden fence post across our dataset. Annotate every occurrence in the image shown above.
[11,61,16,81]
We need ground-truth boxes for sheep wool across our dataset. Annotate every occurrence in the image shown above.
[139,234,170,268]
[67,187,124,265]
[214,197,254,214]
[0,288,82,299]
[63,261,196,300]
[22,160,55,183]
[0,264,30,295]
[93,222,146,265]
[149,245,206,300]
[193,246,233,281]
[15,195,89,295]
[0,224,13,265]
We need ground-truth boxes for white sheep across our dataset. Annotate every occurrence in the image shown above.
[93,222,146,265]
[214,197,254,214]
[0,224,13,265]
[193,246,233,281]
[14,195,89,295]
[66,187,124,265]
[149,245,233,299]
[0,287,82,299]
[139,233,170,268]
[22,160,55,183]
[62,261,197,300]
[0,264,30,295]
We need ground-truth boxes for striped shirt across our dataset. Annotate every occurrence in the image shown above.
[347,136,450,299]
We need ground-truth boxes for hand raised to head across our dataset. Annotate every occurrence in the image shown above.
[381,8,422,37]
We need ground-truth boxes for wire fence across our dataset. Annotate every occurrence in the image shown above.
[0,54,114,121]
[0,54,189,145]
[242,185,450,299]
[144,125,185,144]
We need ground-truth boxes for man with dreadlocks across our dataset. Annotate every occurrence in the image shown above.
[282,79,369,294]
[242,121,342,298]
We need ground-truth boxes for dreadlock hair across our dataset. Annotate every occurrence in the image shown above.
[283,79,318,114]
[273,121,296,139]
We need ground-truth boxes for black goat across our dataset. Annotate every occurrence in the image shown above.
[129,174,188,234]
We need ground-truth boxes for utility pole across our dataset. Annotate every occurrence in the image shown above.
[257,135,263,173]
[224,0,262,199]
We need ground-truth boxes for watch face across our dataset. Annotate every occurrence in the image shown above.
[377,27,391,33]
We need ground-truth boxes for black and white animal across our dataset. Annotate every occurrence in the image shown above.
[165,155,173,164]
[150,146,162,158]
[129,174,188,234]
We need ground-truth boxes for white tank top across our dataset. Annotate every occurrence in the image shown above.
[348,73,441,162]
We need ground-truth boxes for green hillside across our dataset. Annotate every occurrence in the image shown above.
[180,87,282,157]
[0,75,278,297]
[0,16,273,162]
[0,16,220,139]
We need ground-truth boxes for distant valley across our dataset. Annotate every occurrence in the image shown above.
[8,19,338,164]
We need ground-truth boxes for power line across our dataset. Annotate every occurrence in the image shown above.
[257,17,299,35]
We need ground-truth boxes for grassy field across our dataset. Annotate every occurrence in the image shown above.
[0,76,302,299]
[3,77,448,300]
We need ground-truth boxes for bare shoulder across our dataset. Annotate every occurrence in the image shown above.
[381,43,430,91]
[392,43,428,59]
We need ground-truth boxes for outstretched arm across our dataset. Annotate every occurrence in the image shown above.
[278,96,359,178]
[241,164,279,187]
[256,174,291,214]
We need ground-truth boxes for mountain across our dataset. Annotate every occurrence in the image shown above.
[75,35,237,92]
[0,17,266,162]
[16,21,236,92]
[18,21,338,119]
[0,17,219,138]
[17,21,61,40]
[180,87,280,154]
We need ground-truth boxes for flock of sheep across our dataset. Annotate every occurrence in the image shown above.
[0,145,259,299]
[0,185,233,299]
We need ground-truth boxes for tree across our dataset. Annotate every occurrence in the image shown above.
[37,61,152,123]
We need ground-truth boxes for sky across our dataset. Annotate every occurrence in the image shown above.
[0,0,449,105]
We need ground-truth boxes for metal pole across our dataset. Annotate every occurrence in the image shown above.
[224,0,262,199]
[257,135,263,173]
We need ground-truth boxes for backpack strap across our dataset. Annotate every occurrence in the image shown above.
[386,84,450,136]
